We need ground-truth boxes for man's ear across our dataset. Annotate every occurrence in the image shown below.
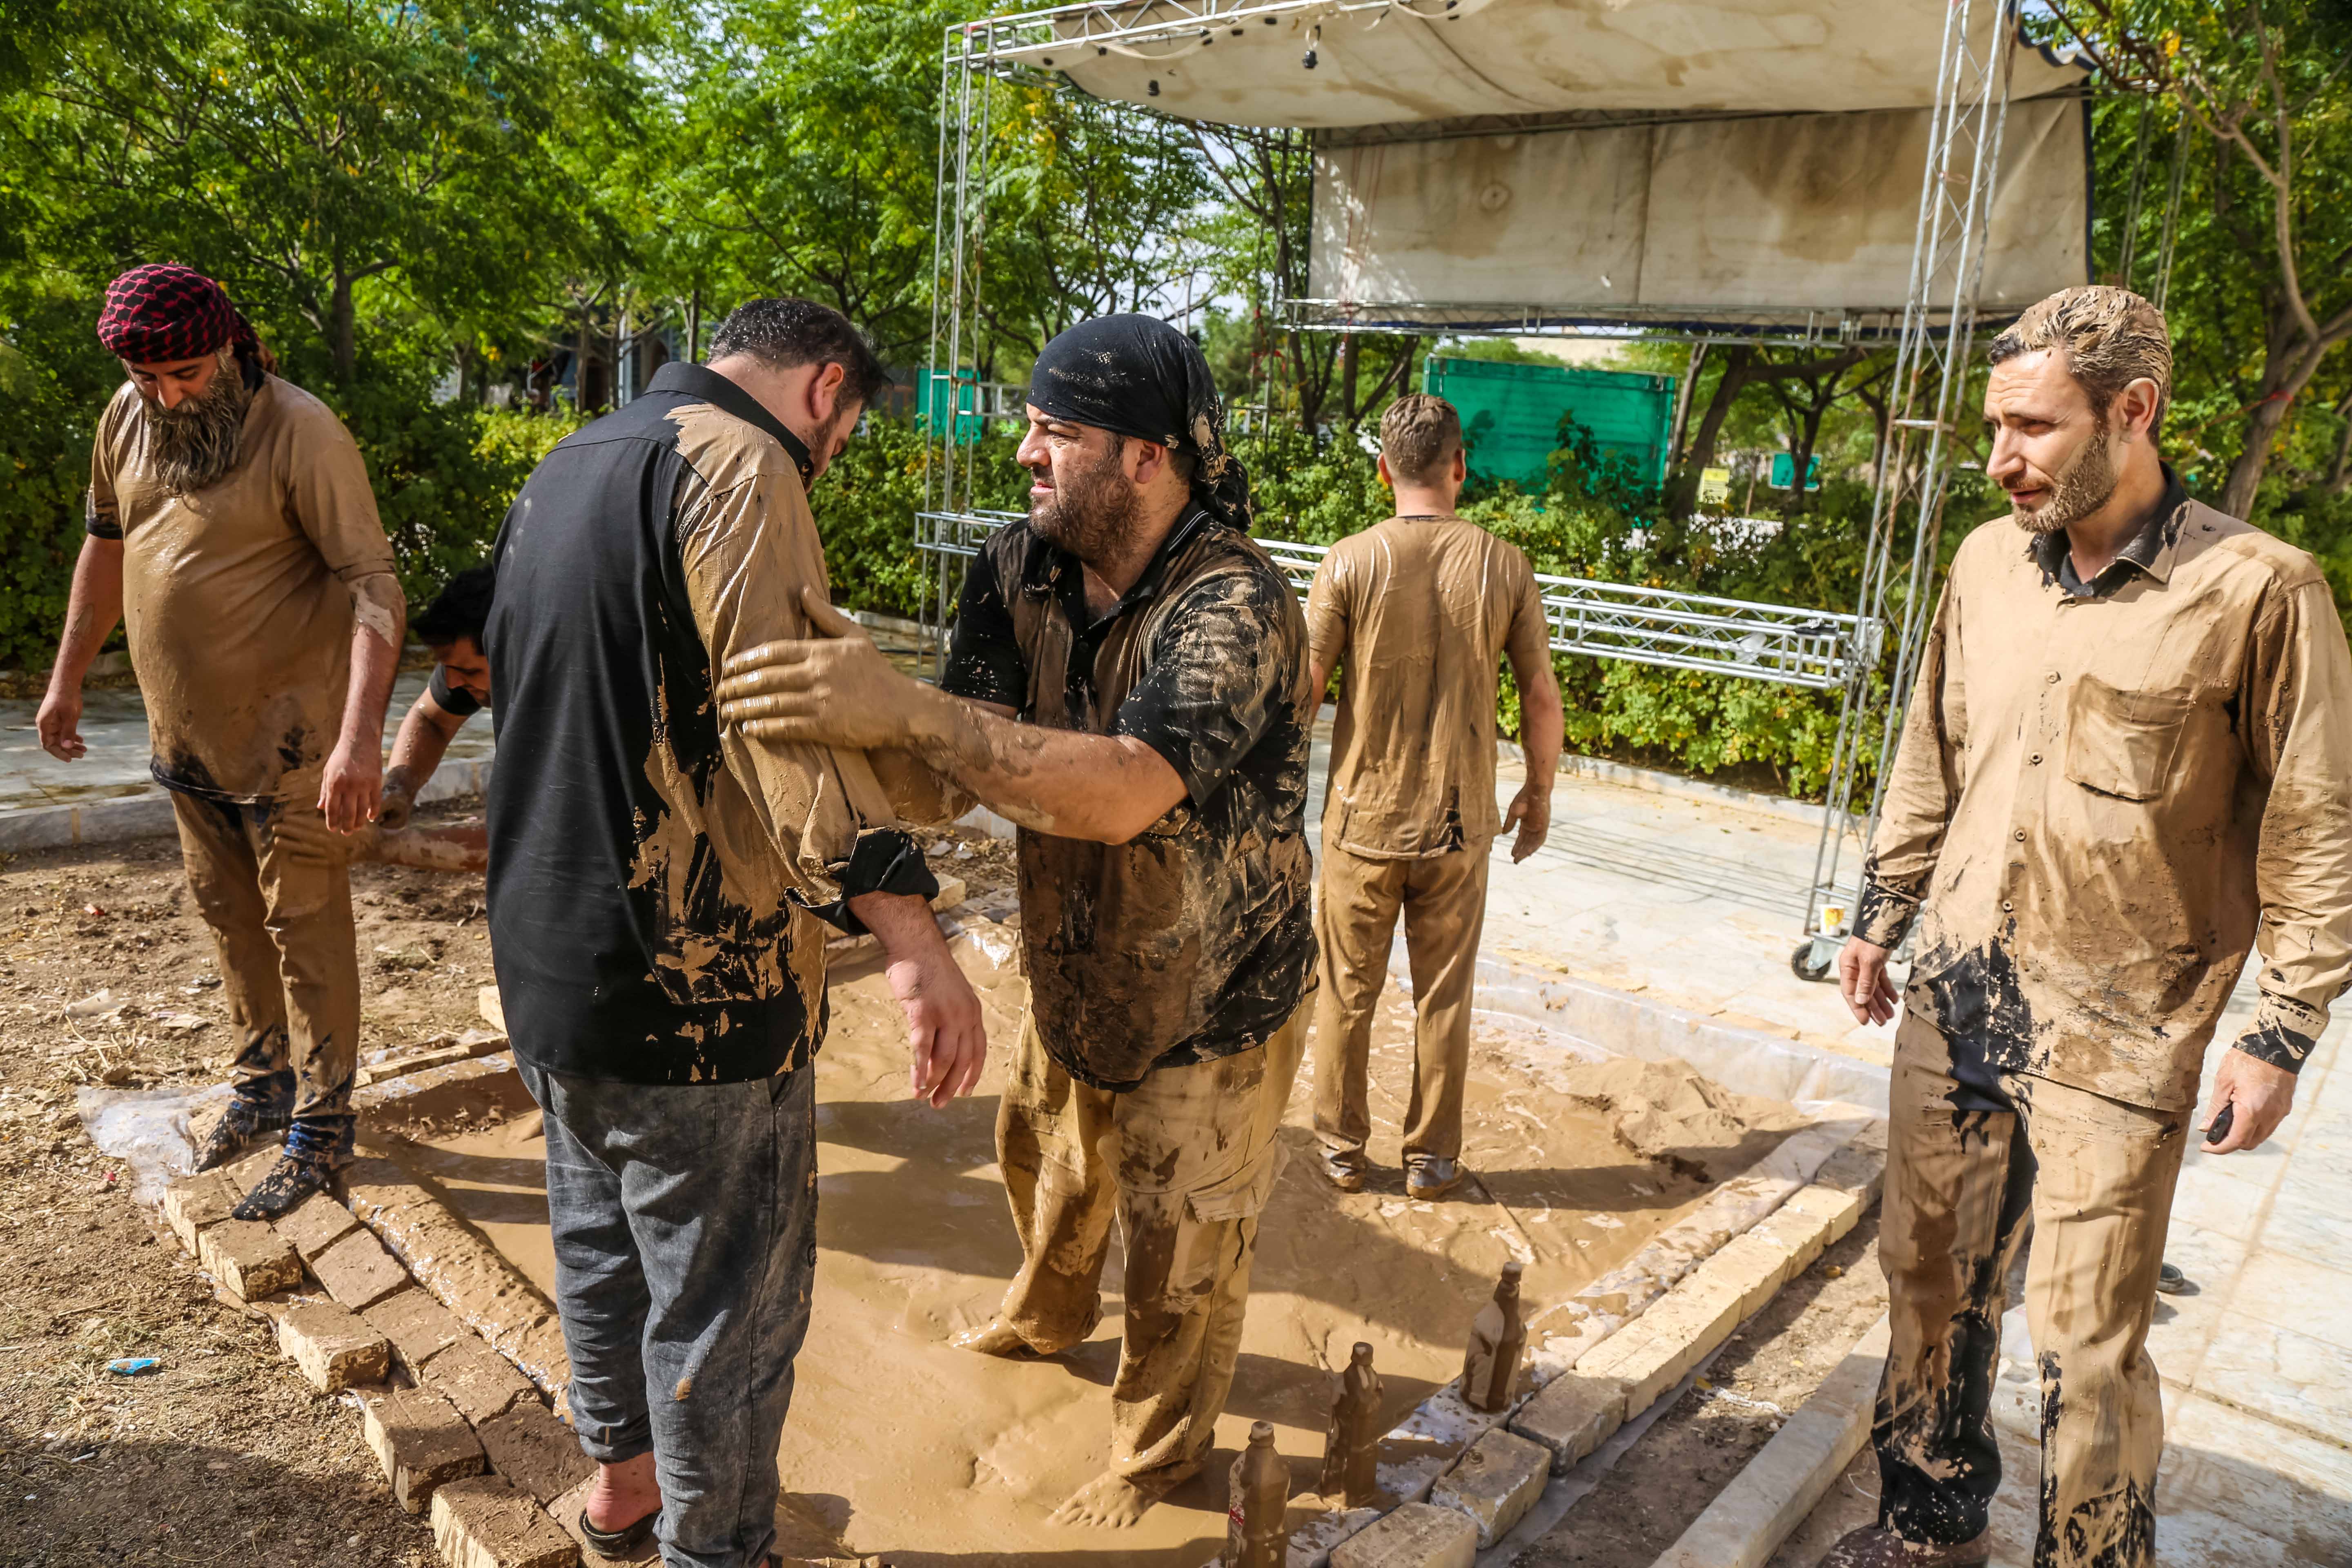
[808,361,848,425]
[2117,377,2162,441]
[1376,453,1394,489]
[1451,447,1467,483]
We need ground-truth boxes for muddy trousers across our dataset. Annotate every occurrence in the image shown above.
[992,1003,1309,1485]
[519,1059,818,1568]
[1873,1016,2187,1567]
[170,789,361,1160]
[1311,838,1490,1163]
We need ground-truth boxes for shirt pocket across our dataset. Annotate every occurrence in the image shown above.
[2065,675,2193,802]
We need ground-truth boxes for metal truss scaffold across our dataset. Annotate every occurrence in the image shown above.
[1803,0,2021,942]
[919,509,1877,689]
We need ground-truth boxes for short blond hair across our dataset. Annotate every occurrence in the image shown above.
[1380,393,1463,483]
[1989,285,2173,434]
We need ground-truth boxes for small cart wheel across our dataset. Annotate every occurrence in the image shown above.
[1791,941,1836,983]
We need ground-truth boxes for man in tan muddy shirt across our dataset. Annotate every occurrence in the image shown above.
[1827,287,2352,1568]
[716,314,1316,1530]
[1305,393,1563,1199]
[38,264,405,1220]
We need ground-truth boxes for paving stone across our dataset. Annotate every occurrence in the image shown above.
[311,1225,411,1310]
[274,1298,391,1392]
[360,1383,486,1512]
[421,1332,535,1425]
[1578,1264,1747,1413]
[1329,1501,1479,1568]
[1781,1181,1868,1246]
[430,1474,579,1568]
[1509,1372,1630,1472]
[365,1288,471,1374]
[272,1190,360,1261]
[1708,1230,1808,1318]
[550,1480,658,1566]
[198,1218,304,1301]
[477,1401,594,1506]
[161,1170,240,1253]
[1427,1427,1551,1547]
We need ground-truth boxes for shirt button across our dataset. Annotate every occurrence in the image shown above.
[2029,753,2042,764]
[2002,900,2014,912]
[2014,829,2027,841]
[2046,672,2061,684]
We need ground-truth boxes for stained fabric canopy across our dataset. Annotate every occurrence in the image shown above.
[1015,0,2087,129]
[1304,96,2091,331]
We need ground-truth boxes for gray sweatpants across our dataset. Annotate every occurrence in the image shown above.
[518,1060,818,1568]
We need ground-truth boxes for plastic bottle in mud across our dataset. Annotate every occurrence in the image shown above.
[1461,1259,1528,1412]
[1320,1340,1385,1507]
[1227,1420,1290,1568]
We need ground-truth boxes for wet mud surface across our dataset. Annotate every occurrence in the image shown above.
[396,938,1801,1565]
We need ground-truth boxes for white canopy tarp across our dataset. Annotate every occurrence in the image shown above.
[1303,95,2089,329]
[1014,0,2087,129]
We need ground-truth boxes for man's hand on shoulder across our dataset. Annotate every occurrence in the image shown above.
[719,586,941,752]
[1838,936,1900,1027]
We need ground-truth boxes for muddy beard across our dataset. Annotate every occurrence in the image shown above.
[1030,441,1139,561]
[2011,416,2119,537]
[143,355,253,495]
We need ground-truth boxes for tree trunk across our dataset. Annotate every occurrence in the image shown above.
[686,287,702,364]
[2218,313,2340,517]
[2327,400,2352,495]
[1787,403,1829,515]
[1671,346,1756,513]
[577,304,594,414]
[1339,333,1360,425]
[1668,340,1708,469]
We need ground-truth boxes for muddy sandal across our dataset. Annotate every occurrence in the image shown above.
[578,1506,657,1558]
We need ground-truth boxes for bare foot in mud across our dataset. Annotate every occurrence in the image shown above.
[1049,1468,1172,1528]
[953,1318,1044,1358]
[583,1451,662,1533]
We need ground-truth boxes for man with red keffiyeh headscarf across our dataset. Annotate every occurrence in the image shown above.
[37,263,406,1219]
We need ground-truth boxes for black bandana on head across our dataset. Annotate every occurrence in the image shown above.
[1027,314,1252,530]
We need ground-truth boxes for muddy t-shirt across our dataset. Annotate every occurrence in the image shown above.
[486,361,933,1086]
[87,371,404,803]
[943,509,1318,1091]
[1307,514,1550,858]
[1858,476,2352,1113]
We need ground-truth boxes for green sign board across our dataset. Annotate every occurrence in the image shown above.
[1768,452,1822,491]
[1420,356,1675,491]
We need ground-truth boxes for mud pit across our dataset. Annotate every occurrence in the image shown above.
[379,920,1804,1566]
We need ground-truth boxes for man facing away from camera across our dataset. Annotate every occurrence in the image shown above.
[1304,391,1562,1201]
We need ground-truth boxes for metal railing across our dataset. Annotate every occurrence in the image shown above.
[916,509,1877,690]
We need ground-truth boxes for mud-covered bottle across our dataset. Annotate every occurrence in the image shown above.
[1226,1419,1290,1568]
[1461,1259,1527,1412]
[1321,1340,1385,1508]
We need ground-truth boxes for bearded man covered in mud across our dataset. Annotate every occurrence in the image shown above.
[1828,286,2352,1568]
[38,264,405,1220]
[715,314,1317,1529]
[485,297,986,1568]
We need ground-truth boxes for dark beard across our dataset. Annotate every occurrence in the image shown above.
[2011,419,2118,537]
[1029,445,1138,561]
[144,358,253,495]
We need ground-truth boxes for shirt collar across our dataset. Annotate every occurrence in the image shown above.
[2031,464,2190,597]
[645,361,814,485]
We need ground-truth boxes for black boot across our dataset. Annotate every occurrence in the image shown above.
[190,1094,291,1174]
[230,1146,339,1221]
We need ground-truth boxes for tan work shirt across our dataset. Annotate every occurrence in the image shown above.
[87,373,403,803]
[1858,485,2352,1111]
[1305,514,1551,858]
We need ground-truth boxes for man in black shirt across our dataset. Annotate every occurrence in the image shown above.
[716,315,1316,1529]
[486,298,986,1567]
[378,565,493,829]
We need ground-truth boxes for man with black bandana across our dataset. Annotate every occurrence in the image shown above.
[715,313,1317,1528]
[1824,287,2352,1568]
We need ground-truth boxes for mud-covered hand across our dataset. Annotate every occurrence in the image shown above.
[376,774,417,833]
[2201,1047,2296,1154]
[854,887,988,1109]
[266,805,368,867]
[1503,781,1551,863]
[318,734,383,835]
[36,684,85,762]
[1837,936,1900,1027]
[716,586,934,751]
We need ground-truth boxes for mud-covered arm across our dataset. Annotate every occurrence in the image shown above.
[677,466,934,930]
[2232,576,2352,1073]
[1854,580,1968,947]
[1304,549,1350,701]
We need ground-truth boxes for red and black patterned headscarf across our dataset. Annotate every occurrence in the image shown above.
[96,264,261,365]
